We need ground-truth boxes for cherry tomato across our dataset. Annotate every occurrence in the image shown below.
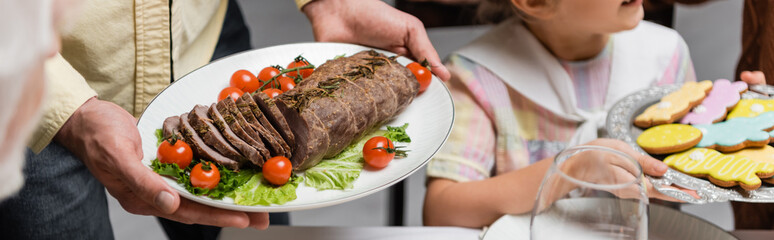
[191,162,220,190]
[277,76,296,92]
[262,88,283,99]
[157,139,193,169]
[262,156,293,186]
[257,66,281,82]
[218,87,244,101]
[407,62,431,93]
[363,136,395,169]
[230,69,260,93]
[286,59,314,79]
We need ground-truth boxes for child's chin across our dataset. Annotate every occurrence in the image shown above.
[620,12,644,31]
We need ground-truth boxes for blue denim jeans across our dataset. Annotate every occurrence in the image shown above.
[0,142,113,239]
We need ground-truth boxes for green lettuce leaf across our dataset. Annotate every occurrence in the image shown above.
[233,173,302,206]
[384,123,411,143]
[304,130,386,190]
[155,128,164,146]
[151,159,255,199]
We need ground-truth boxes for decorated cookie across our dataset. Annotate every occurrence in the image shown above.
[635,80,713,128]
[693,111,774,152]
[664,148,774,190]
[727,99,774,119]
[680,79,747,125]
[729,145,774,184]
[636,124,702,155]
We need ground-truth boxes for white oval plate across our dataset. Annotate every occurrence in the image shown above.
[137,42,454,212]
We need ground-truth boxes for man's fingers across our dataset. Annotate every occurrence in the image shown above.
[404,20,451,81]
[117,158,181,215]
[160,199,251,228]
[248,212,271,230]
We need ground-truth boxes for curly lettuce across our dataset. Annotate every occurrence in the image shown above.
[233,174,302,206]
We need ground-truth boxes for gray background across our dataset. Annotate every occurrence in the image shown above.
[109,0,742,238]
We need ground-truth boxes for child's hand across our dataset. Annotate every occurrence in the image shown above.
[740,71,766,85]
[581,139,699,202]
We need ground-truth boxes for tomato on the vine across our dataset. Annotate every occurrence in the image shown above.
[230,69,260,93]
[257,66,281,82]
[363,136,396,169]
[218,87,244,101]
[262,88,283,99]
[286,58,314,79]
[191,162,220,190]
[277,76,296,92]
[262,156,293,186]
[157,138,193,169]
[407,62,431,93]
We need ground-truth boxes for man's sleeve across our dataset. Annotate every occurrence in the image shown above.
[30,53,98,153]
[294,0,314,10]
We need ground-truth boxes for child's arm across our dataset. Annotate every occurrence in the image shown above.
[424,157,553,228]
[423,139,679,228]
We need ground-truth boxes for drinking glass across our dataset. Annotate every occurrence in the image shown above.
[530,146,648,240]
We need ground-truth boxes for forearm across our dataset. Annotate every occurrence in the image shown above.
[423,157,553,228]
[31,54,97,153]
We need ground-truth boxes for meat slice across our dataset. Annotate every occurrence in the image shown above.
[187,105,244,161]
[253,92,296,150]
[179,113,239,169]
[214,99,265,151]
[162,116,182,139]
[275,100,331,170]
[209,103,271,165]
[209,103,271,166]
[192,105,263,166]
[238,93,292,157]
[220,97,287,158]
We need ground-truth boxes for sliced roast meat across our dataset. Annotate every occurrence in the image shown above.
[179,113,240,169]
[187,105,244,161]
[191,105,262,166]
[277,50,419,170]
[238,93,292,157]
[275,99,330,170]
[208,103,271,167]
[304,96,358,158]
[220,97,287,158]
[371,51,419,116]
[253,92,296,150]
[162,116,182,139]
[209,103,271,165]
[214,99,266,153]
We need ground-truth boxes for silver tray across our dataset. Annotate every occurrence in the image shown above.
[606,84,774,203]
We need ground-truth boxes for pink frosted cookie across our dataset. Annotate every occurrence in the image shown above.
[680,79,747,125]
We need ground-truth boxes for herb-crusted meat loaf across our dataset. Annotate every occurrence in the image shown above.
[277,50,419,170]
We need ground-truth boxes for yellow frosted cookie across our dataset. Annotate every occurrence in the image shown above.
[728,145,774,184]
[664,148,774,190]
[636,124,702,155]
[635,80,713,128]
[727,99,774,119]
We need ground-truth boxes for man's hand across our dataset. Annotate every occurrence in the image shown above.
[302,0,451,81]
[54,97,269,229]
